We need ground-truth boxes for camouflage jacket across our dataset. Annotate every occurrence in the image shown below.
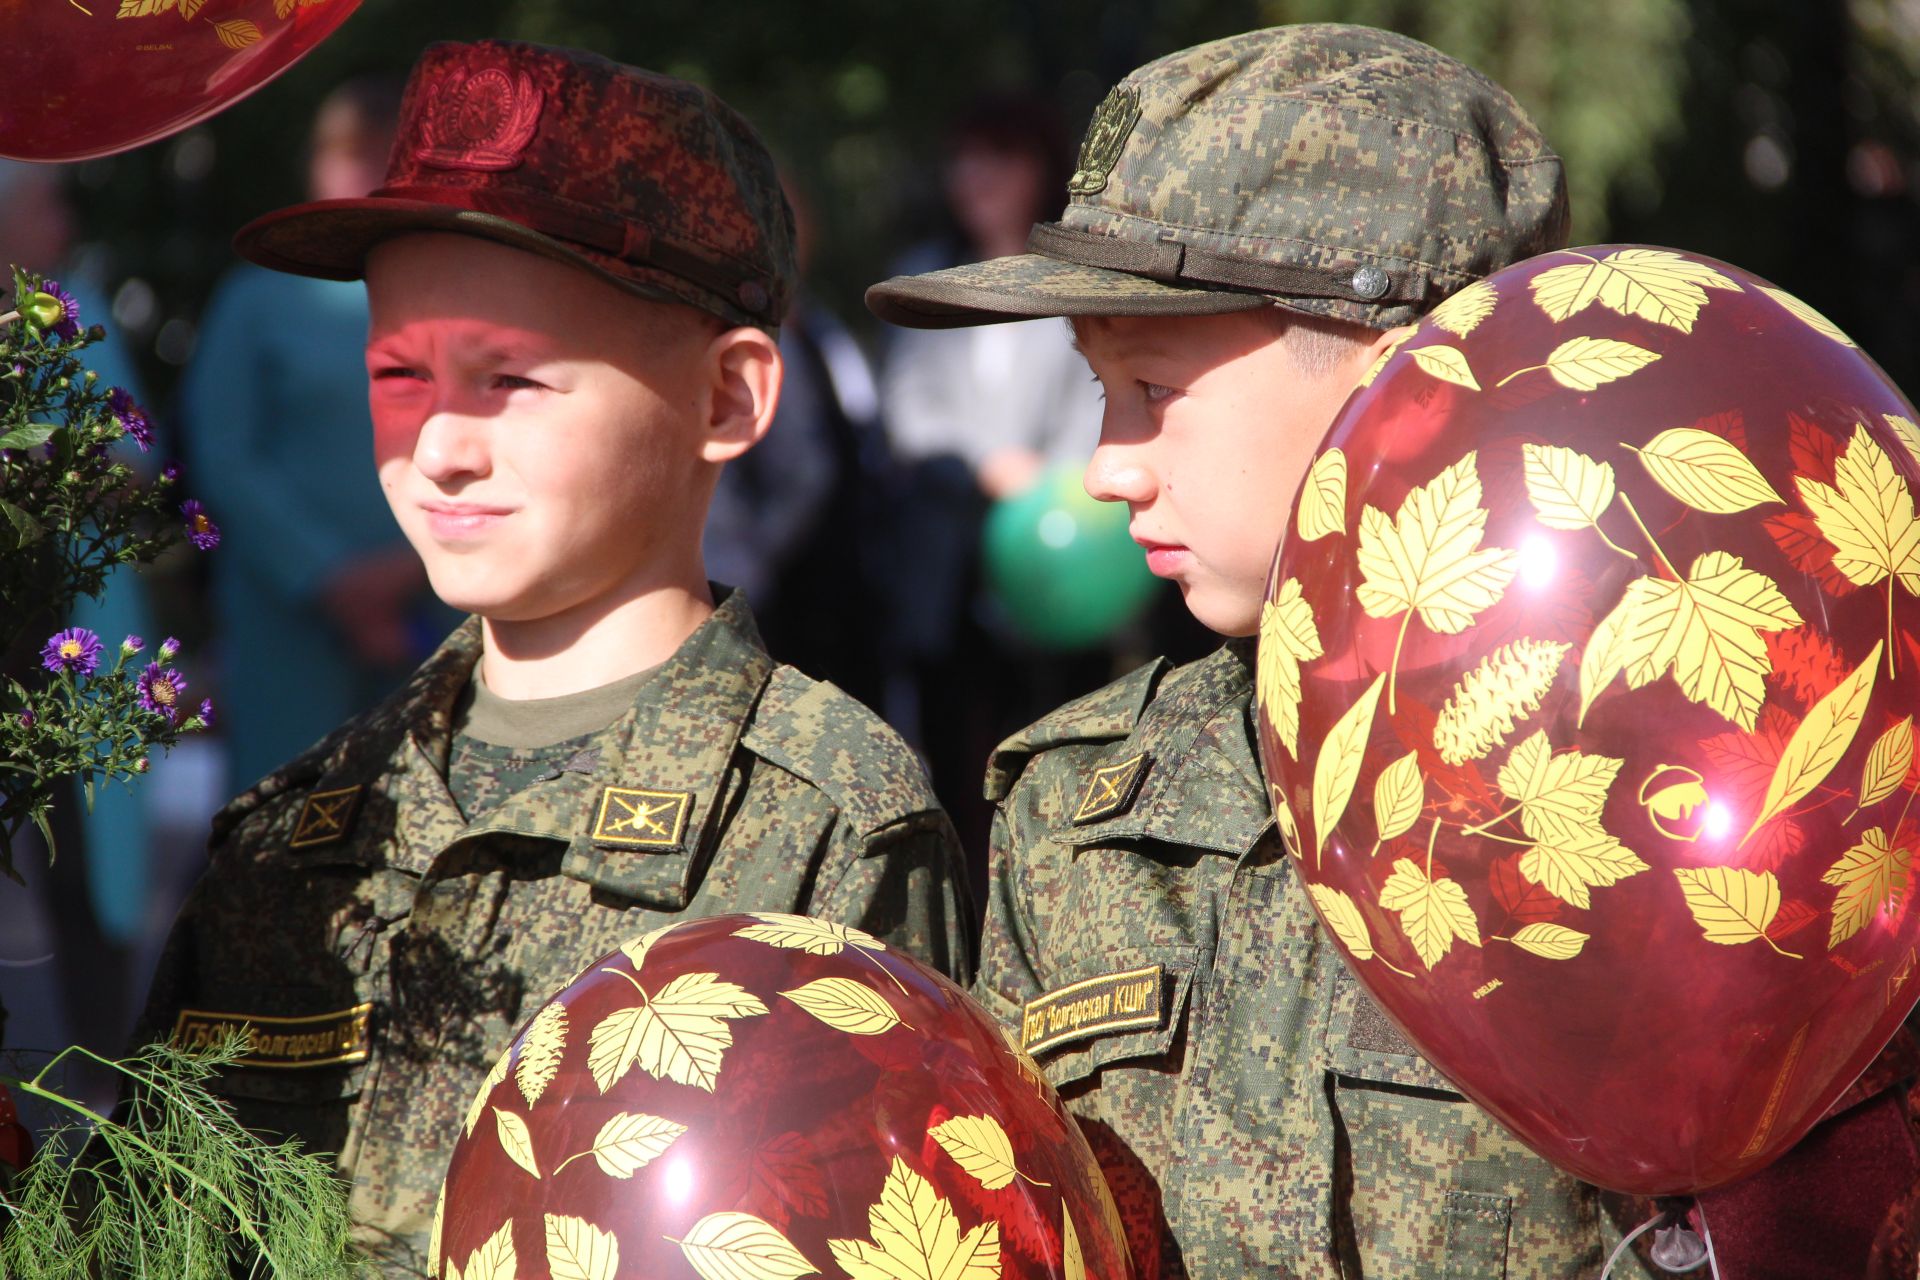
[974,640,1654,1280]
[132,592,971,1276]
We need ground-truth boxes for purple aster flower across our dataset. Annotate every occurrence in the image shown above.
[37,280,81,340]
[180,499,220,550]
[108,387,153,452]
[136,662,187,723]
[121,634,144,654]
[18,708,34,729]
[195,698,215,729]
[41,627,104,676]
[159,461,180,484]
[157,636,180,661]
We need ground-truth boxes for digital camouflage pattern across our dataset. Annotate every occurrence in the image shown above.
[974,642,1660,1279]
[132,592,971,1277]
[234,39,796,330]
[867,24,1568,330]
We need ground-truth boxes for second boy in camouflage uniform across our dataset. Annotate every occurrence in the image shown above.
[134,40,970,1277]
[870,25,1653,1278]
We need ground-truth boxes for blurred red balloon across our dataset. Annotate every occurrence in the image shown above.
[1258,245,1920,1195]
[435,913,1131,1280]
[0,0,360,162]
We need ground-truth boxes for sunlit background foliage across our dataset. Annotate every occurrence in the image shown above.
[60,0,1920,400]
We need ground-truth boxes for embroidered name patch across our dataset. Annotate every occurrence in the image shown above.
[289,785,363,849]
[1021,964,1164,1055]
[171,1003,373,1069]
[1073,752,1150,824]
[593,785,694,849]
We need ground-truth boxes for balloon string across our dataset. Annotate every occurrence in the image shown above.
[1597,1201,1722,1280]
[1698,1200,1722,1280]
[1597,1209,1665,1280]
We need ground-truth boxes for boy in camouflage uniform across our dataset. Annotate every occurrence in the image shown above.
[869,25,1652,1278]
[133,40,969,1276]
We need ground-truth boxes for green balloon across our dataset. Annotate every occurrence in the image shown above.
[981,465,1162,649]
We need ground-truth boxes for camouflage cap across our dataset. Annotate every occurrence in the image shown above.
[866,24,1569,331]
[234,40,795,331]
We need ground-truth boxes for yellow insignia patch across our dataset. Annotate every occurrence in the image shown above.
[1020,965,1164,1055]
[289,784,363,848]
[592,785,694,849]
[1072,753,1149,825]
[171,1002,372,1069]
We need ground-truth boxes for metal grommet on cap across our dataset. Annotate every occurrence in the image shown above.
[1350,265,1389,300]
[737,280,770,315]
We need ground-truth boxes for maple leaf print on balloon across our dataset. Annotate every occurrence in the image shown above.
[1581,551,1803,731]
[586,970,768,1093]
[1529,247,1740,334]
[828,1157,1000,1280]
[1356,452,1518,714]
[1797,423,1920,674]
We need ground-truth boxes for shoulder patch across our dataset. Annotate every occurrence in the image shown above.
[985,658,1169,804]
[289,785,364,849]
[743,665,941,840]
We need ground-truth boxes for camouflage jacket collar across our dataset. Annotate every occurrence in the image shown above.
[1052,638,1273,857]
[292,589,776,902]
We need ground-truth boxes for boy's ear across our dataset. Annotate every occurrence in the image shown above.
[699,326,782,463]
[1369,322,1418,360]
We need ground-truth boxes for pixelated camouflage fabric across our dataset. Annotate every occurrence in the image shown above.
[974,640,1658,1279]
[129,590,970,1277]
[868,23,1568,331]
[236,39,795,329]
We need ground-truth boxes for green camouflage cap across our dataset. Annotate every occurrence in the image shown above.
[866,24,1569,331]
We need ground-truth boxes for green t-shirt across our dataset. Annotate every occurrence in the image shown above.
[447,663,659,820]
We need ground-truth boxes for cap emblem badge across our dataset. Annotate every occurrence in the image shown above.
[1067,84,1141,197]
[414,66,544,172]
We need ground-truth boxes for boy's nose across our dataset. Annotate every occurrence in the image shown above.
[412,411,492,481]
[1084,435,1155,507]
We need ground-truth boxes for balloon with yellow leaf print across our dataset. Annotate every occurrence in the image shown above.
[433,913,1131,1280]
[1258,245,1920,1195]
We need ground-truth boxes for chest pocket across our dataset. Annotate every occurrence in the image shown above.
[1324,970,1523,1277]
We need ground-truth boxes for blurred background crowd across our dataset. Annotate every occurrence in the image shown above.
[5,0,1920,1123]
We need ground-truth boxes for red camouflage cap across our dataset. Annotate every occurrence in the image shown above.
[234,40,796,331]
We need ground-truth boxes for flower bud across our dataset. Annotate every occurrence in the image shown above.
[133,757,150,774]
[157,636,180,661]
[121,635,145,654]
[21,291,63,330]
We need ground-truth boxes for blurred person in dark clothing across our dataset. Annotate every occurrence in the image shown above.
[181,77,452,797]
[876,94,1114,871]
[704,173,891,710]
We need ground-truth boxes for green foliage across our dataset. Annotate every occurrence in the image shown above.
[0,267,213,882]
[0,1036,365,1280]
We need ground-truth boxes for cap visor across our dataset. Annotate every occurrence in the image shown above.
[865,252,1271,329]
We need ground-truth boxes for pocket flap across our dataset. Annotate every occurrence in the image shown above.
[1324,969,1463,1095]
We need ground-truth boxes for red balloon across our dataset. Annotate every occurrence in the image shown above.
[1258,245,1920,1196]
[0,0,360,162]
[435,913,1131,1280]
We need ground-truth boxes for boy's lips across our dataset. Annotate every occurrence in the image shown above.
[1134,536,1190,577]
[420,500,514,538]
